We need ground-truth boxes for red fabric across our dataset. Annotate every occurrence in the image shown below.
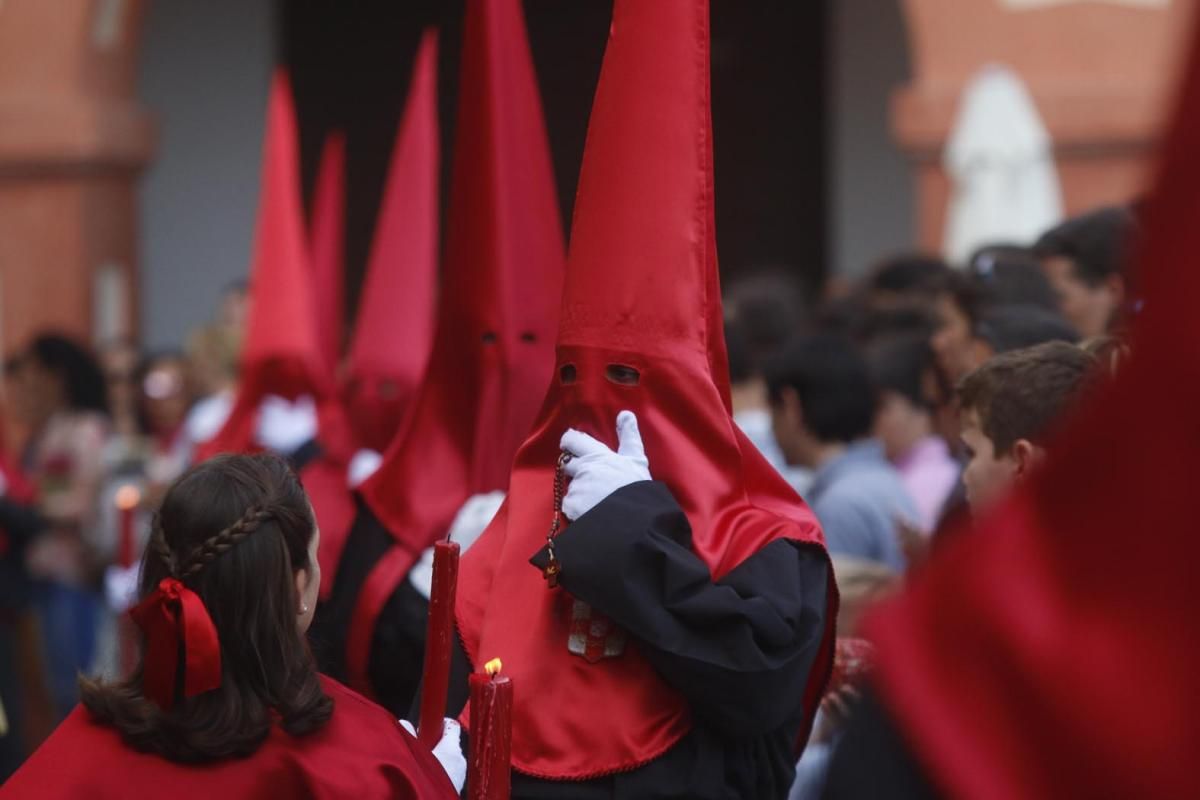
[454,0,834,780]
[1,675,457,800]
[298,456,358,602]
[343,31,439,454]
[129,578,222,710]
[198,70,327,462]
[346,0,565,693]
[865,15,1200,799]
[309,131,347,379]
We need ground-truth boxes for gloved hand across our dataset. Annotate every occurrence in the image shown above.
[559,410,651,521]
[400,718,466,793]
[104,563,141,613]
[409,491,505,600]
[255,394,318,456]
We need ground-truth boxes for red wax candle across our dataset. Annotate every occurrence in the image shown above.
[114,484,141,677]
[468,660,512,800]
[418,539,460,748]
[115,485,140,568]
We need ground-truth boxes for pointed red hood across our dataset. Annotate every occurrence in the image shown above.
[454,0,833,780]
[198,70,326,460]
[343,30,439,453]
[358,4,563,542]
[309,131,347,379]
[867,16,1200,798]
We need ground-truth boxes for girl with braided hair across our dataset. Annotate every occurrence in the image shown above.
[3,454,462,799]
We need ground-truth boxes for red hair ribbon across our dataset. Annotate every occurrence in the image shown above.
[129,577,222,709]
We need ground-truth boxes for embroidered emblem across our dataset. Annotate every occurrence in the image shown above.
[566,599,627,662]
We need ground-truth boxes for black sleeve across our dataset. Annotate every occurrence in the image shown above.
[530,480,829,739]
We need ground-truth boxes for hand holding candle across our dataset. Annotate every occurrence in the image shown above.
[418,539,460,748]
[468,658,512,800]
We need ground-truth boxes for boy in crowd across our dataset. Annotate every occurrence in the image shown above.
[957,341,1098,513]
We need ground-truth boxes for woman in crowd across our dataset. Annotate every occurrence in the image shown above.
[2,453,461,798]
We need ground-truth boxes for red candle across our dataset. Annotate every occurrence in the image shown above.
[468,659,512,800]
[115,484,140,568]
[418,539,460,748]
[114,484,141,677]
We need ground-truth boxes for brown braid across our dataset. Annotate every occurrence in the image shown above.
[178,505,275,579]
[149,514,179,578]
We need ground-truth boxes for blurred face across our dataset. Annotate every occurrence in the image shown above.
[960,409,1018,513]
[142,360,190,434]
[14,357,65,424]
[770,387,818,468]
[1041,256,1122,339]
[102,343,139,423]
[874,391,930,462]
[930,293,985,382]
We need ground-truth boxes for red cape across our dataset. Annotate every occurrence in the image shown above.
[2,676,456,799]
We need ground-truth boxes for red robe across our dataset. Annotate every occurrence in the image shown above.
[1,676,456,799]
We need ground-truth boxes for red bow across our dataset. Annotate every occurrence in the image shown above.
[129,577,222,709]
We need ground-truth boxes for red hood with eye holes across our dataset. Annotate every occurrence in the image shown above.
[342,30,439,454]
[454,0,833,781]
[357,0,564,552]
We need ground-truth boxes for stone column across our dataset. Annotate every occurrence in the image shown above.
[0,0,154,354]
[893,0,1193,251]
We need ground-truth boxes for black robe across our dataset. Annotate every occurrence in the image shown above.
[315,480,830,799]
[309,495,430,716]
[456,481,829,800]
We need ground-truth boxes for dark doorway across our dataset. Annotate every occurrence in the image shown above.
[281,0,829,329]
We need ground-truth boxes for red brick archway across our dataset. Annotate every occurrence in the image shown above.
[0,0,153,355]
[892,0,1194,249]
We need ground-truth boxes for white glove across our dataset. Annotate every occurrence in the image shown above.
[409,491,505,600]
[400,718,466,793]
[104,563,141,613]
[255,394,318,456]
[346,448,384,488]
[559,410,651,521]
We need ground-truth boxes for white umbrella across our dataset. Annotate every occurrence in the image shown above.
[942,64,1063,263]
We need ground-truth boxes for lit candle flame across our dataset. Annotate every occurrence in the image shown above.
[484,658,503,677]
[115,485,141,511]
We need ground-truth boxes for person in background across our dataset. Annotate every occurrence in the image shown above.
[0,419,48,782]
[765,334,917,572]
[725,318,813,495]
[929,257,1069,383]
[2,454,463,799]
[867,333,959,534]
[10,334,111,721]
[97,340,140,440]
[1033,205,1137,338]
[183,325,239,448]
[864,252,952,313]
[957,342,1098,515]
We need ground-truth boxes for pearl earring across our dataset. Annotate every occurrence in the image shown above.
[301,603,309,614]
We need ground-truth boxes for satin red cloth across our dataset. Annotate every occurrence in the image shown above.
[128,578,222,709]
[865,13,1200,799]
[1,676,457,800]
[455,0,834,780]
[345,0,564,693]
[342,30,439,453]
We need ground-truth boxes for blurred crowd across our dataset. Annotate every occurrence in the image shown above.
[0,201,1136,790]
[0,283,247,777]
[720,205,1135,798]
